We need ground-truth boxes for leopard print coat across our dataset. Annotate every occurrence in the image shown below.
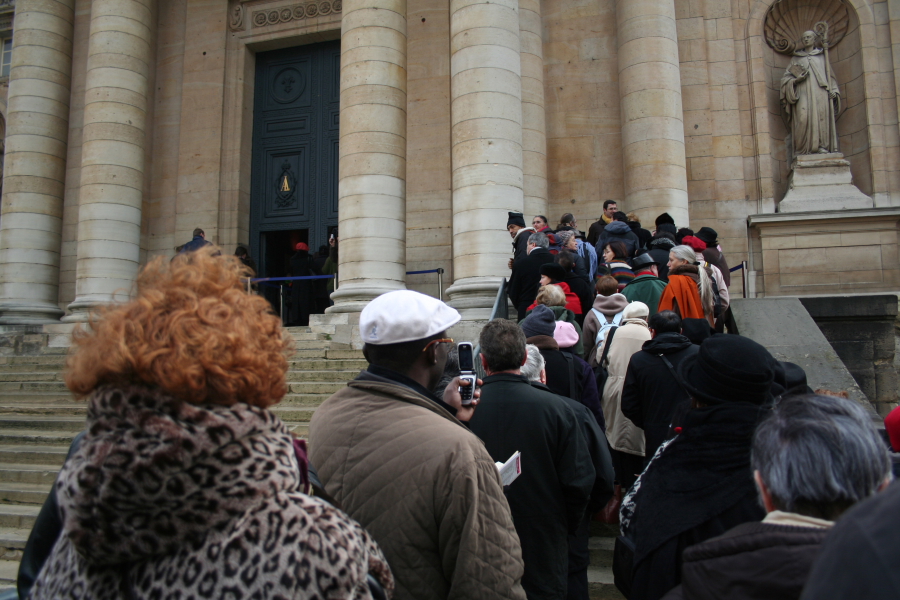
[29,385,394,600]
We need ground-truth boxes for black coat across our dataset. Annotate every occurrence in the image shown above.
[528,336,605,431]
[662,521,829,600]
[469,373,595,600]
[621,333,699,460]
[508,247,555,320]
[629,222,653,250]
[290,250,317,325]
[800,480,900,600]
[648,248,671,282]
[563,272,594,317]
[513,228,535,263]
[587,219,607,246]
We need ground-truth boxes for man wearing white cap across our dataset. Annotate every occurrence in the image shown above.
[310,290,526,600]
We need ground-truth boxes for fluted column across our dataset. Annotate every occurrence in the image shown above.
[445,0,523,319]
[519,0,547,219]
[64,0,154,321]
[617,0,689,226]
[328,0,408,313]
[0,0,75,323]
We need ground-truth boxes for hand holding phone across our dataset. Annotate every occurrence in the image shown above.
[457,342,478,406]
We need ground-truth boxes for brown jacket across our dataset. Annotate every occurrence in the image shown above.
[309,376,527,600]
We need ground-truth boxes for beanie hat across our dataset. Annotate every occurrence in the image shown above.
[885,406,900,452]
[540,262,567,282]
[649,234,676,250]
[679,334,777,405]
[682,236,707,253]
[553,321,580,349]
[521,304,557,338]
[555,230,575,249]
[622,301,649,320]
[695,227,718,247]
[294,242,309,252]
[507,211,526,228]
[655,212,676,227]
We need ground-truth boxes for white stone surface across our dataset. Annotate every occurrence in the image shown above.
[0,0,75,324]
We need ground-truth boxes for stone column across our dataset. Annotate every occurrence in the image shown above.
[519,0,547,219]
[0,0,75,323]
[445,0,524,319]
[617,0,689,226]
[328,0,408,313]
[64,0,154,320]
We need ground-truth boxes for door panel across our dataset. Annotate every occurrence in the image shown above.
[251,40,340,278]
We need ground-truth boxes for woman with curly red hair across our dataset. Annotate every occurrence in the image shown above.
[28,247,394,600]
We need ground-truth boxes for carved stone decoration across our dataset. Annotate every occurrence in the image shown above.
[229,3,243,30]
[275,160,297,208]
[764,0,850,55]
[252,1,341,27]
[271,67,305,103]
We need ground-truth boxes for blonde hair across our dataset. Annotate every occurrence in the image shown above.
[671,244,715,318]
[536,284,567,307]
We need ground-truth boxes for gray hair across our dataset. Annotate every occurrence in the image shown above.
[529,232,549,249]
[521,344,545,382]
[752,394,891,521]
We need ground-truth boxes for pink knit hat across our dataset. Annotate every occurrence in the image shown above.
[554,321,580,349]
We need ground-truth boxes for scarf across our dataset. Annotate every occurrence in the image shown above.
[658,274,704,319]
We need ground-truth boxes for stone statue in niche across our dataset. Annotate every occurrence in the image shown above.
[780,30,841,156]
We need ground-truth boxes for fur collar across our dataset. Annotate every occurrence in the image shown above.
[670,263,699,276]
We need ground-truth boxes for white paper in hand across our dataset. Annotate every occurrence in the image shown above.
[495,451,522,486]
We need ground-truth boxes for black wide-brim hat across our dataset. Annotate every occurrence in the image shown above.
[541,262,567,282]
[678,334,777,405]
[695,227,719,246]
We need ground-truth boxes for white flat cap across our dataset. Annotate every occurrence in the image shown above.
[360,290,461,345]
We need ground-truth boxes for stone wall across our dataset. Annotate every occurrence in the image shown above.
[800,294,899,416]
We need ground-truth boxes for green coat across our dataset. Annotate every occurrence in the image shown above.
[622,274,667,316]
[520,306,585,358]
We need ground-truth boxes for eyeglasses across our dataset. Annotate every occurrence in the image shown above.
[422,338,454,352]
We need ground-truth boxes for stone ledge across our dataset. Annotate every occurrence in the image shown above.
[749,206,900,225]
[800,295,899,321]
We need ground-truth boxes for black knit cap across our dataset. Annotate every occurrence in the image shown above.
[695,227,719,246]
[521,304,557,338]
[540,262,567,282]
[678,334,777,405]
[657,223,677,235]
[507,211,526,228]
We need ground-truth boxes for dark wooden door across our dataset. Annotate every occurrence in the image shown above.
[250,41,340,279]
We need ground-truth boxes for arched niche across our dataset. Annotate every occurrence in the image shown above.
[745,0,881,207]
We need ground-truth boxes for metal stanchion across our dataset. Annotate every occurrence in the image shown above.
[280,286,285,325]
[742,261,747,299]
[437,268,444,301]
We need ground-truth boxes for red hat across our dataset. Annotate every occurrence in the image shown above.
[885,406,900,452]
[682,236,707,253]
[294,242,308,252]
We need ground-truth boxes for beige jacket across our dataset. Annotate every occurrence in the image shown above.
[309,377,527,600]
[598,319,651,456]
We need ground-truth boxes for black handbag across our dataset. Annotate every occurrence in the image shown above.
[613,531,636,597]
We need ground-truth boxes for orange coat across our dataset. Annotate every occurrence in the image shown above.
[658,275,705,321]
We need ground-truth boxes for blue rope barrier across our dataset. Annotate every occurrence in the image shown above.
[729,264,744,273]
[251,268,444,283]
[406,269,443,275]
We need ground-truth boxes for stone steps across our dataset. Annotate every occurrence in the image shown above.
[0,326,629,599]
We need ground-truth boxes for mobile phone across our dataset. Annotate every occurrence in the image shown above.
[457,342,477,406]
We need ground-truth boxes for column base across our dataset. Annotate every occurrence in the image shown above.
[445,277,507,320]
[0,302,65,324]
[325,281,406,314]
[61,298,103,323]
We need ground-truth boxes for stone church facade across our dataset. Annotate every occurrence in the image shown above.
[0,0,898,324]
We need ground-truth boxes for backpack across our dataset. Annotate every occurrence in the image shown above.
[592,308,623,346]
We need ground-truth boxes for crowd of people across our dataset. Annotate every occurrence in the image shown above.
[7,225,900,600]
[507,207,731,332]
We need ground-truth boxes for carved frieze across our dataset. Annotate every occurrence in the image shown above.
[252,0,341,27]
[764,0,849,55]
